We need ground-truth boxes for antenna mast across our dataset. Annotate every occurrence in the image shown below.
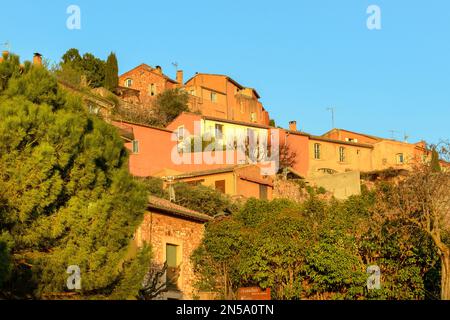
[1,41,10,51]
[326,107,335,129]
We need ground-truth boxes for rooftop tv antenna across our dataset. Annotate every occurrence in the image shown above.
[1,41,10,51]
[171,62,179,71]
[326,107,335,129]
[403,133,409,143]
[389,130,400,140]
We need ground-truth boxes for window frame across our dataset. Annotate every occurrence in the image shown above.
[132,140,140,154]
[210,92,217,103]
[396,153,405,164]
[124,78,133,87]
[215,180,226,194]
[339,146,346,163]
[149,83,157,96]
[314,143,321,160]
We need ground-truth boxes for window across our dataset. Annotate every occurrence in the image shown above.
[251,112,257,123]
[149,83,157,96]
[215,124,223,140]
[124,78,133,87]
[215,180,226,194]
[166,244,180,289]
[259,185,268,200]
[211,92,217,103]
[345,138,358,143]
[339,147,345,163]
[190,89,196,96]
[314,143,321,160]
[132,140,139,154]
[397,153,404,164]
[177,126,185,141]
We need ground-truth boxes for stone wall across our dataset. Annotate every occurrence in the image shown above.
[306,171,361,200]
[136,211,206,300]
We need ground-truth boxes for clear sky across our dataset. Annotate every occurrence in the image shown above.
[1,0,449,144]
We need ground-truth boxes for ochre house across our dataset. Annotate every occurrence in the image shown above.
[306,135,374,177]
[321,128,430,171]
[155,165,274,201]
[184,73,270,126]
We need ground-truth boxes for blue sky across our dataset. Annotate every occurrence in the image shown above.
[1,0,449,143]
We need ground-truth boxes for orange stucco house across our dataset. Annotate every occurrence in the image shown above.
[184,73,270,126]
[111,115,278,200]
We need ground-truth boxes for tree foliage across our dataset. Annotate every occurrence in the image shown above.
[193,190,442,300]
[0,54,149,299]
[104,52,119,92]
[139,177,237,217]
[56,48,107,89]
[151,88,189,127]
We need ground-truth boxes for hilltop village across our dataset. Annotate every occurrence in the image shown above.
[1,50,449,300]
[79,54,442,299]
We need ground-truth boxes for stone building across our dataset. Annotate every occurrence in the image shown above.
[135,196,213,300]
[118,64,179,107]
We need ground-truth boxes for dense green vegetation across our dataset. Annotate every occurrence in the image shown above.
[55,48,118,90]
[0,52,149,299]
[1,50,449,301]
[140,177,237,217]
[192,188,442,300]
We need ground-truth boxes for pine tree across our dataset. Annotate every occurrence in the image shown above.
[104,52,119,92]
[0,55,149,298]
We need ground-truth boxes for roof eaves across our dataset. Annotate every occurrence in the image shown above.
[147,200,213,222]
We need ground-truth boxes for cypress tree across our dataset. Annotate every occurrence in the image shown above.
[104,52,119,91]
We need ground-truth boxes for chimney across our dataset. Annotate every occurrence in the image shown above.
[176,70,184,86]
[154,65,162,74]
[289,121,298,132]
[33,52,43,66]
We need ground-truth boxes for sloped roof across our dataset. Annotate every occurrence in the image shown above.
[184,73,245,89]
[322,128,383,142]
[170,166,239,179]
[120,63,178,84]
[148,196,213,222]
